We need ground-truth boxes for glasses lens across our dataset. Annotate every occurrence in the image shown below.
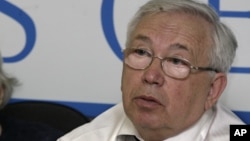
[125,48,152,69]
[162,57,190,78]
[124,48,192,79]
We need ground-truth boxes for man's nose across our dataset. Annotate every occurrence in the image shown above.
[142,57,165,86]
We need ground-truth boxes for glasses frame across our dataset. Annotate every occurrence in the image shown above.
[123,48,218,79]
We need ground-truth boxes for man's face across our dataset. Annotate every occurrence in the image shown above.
[121,12,219,139]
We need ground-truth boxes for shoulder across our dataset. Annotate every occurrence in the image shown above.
[206,103,245,140]
[58,103,126,141]
[213,103,245,125]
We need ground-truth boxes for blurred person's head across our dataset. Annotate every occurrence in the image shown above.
[0,53,18,109]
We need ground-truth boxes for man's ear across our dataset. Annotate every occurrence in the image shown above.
[205,73,227,110]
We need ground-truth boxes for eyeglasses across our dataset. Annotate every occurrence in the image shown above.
[124,48,218,79]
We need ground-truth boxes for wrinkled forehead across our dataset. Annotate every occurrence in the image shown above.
[133,12,213,48]
[129,12,214,64]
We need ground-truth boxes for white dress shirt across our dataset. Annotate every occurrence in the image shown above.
[57,102,245,141]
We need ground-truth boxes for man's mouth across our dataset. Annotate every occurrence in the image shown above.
[134,95,162,109]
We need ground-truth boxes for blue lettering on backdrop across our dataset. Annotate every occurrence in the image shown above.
[101,0,250,74]
[101,0,123,61]
[0,0,36,63]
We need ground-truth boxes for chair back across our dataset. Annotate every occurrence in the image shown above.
[0,101,90,133]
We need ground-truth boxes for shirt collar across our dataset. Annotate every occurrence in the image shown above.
[117,115,142,140]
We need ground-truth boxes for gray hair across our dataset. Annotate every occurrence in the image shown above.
[126,0,237,73]
[0,55,18,109]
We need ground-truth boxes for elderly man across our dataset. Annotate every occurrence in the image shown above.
[58,0,245,140]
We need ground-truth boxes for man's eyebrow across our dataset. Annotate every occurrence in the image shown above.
[133,35,189,52]
[169,43,189,51]
[134,34,152,44]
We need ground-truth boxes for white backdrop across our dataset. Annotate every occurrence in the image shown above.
[0,0,250,123]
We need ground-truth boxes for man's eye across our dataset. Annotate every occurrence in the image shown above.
[133,49,151,56]
[167,57,188,66]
